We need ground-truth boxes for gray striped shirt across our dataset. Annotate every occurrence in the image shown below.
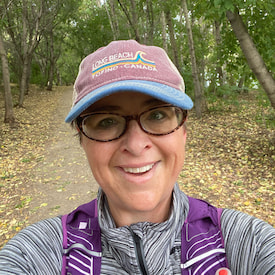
[0,185,274,274]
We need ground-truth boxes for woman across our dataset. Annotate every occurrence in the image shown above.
[0,40,274,275]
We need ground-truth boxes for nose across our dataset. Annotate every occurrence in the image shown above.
[120,120,152,156]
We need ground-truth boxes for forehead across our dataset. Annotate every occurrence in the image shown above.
[83,91,166,114]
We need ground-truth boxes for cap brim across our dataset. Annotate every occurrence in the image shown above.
[65,80,193,123]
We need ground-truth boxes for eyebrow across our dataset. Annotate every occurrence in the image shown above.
[84,98,167,114]
[89,105,121,112]
[144,98,166,106]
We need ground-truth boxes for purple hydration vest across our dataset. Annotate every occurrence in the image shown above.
[62,197,228,274]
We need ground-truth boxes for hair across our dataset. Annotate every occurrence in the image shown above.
[71,120,82,144]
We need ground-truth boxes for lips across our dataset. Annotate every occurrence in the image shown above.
[122,163,155,174]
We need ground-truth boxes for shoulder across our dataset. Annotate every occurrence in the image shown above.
[221,208,275,274]
[0,216,63,274]
[221,208,275,241]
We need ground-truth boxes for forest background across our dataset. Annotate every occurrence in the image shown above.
[0,0,274,247]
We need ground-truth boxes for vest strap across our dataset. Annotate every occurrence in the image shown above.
[181,248,226,269]
[64,243,102,258]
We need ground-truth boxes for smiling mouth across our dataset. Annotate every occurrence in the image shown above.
[123,163,154,174]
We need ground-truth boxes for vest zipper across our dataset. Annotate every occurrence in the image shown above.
[129,228,149,275]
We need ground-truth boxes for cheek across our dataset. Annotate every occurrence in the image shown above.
[179,129,187,159]
[82,139,104,167]
[81,138,116,174]
[167,129,187,169]
[165,127,186,152]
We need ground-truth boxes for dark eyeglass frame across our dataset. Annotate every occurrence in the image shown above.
[76,105,188,142]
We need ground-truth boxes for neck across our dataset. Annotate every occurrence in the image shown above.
[105,194,173,227]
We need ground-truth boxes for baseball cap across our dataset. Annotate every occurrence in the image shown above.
[65,40,193,123]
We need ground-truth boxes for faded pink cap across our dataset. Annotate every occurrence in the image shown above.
[65,40,193,122]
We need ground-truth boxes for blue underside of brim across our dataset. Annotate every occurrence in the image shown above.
[65,80,193,123]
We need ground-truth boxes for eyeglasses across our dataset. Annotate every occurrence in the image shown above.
[76,105,187,142]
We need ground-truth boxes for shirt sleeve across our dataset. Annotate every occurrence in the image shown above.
[221,208,275,275]
[0,216,63,274]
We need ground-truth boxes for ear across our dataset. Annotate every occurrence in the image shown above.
[75,123,81,132]
[74,124,83,144]
[183,128,187,141]
[182,124,187,143]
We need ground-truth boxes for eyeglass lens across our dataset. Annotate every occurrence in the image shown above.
[80,106,186,142]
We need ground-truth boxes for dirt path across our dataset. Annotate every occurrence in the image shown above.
[26,87,274,226]
[28,87,98,224]
[1,86,273,249]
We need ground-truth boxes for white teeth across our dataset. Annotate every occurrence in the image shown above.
[123,164,154,174]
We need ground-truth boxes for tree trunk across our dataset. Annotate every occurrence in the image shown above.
[129,0,140,41]
[145,0,154,45]
[182,0,206,118]
[214,21,224,86]
[104,0,118,40]
[226,9,275,108]
[117,0,140,42]
[19,58,29,106]
[198,18,206,90]
[0,34,15,125]
[164,9,180,70]
[179,7,185,66]
[238,76,245,90]
[47,29,54,91]
[18,0,28,106]
[25,58,32,94]
[4,0,44,106]
[160,11,168,52]
[110,0,120,40]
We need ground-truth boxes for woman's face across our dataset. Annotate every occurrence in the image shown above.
[81,92,187,226]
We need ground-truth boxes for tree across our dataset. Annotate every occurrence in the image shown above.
[164,8,180,70]
[117,0,141,42]
[2,0,70,106]
[226,9,275,108]
[144,0,154,45]
[46,28,57,91]
[214,21,224,86]
[3,0,44,106]
[160,11,168,52]
[34,0,80,90]
[182,0,207,118]
[104,0,120,40]
[0,0,273,110]
[0,33,15,125]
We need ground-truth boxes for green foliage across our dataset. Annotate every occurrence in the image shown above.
[206,86,275,131]
[212,0,235,11]
[15,197,32,209]
[255,89,275,129]
[206,84,243,112]
[181,66,194,98]
[69,7,113,57]
[0,0,274,105]
[215,84,240,98]
[256,89,272,108]
[56,49,80,85]
[30,63,46,87]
